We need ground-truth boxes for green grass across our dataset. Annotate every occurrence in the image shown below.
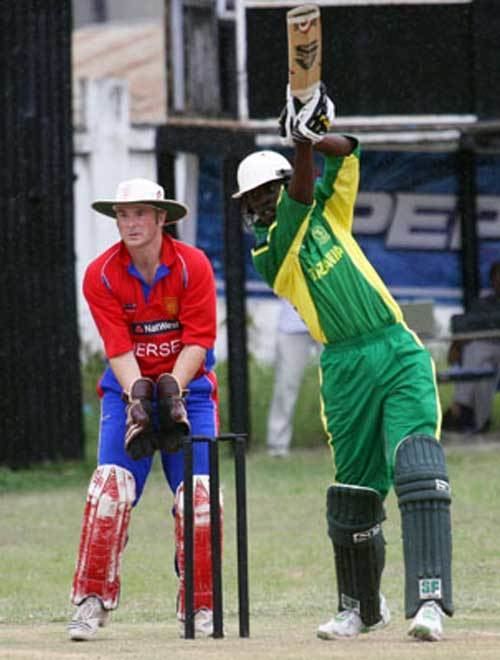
[1,443,500,660]
[0,445,499,625]
[1,354,500,656]
[1,445,500,658]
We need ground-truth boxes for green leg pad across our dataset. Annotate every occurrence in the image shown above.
[395,434,453,618]
[327,484,386,627]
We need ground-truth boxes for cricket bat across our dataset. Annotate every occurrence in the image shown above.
[287,4,322,104]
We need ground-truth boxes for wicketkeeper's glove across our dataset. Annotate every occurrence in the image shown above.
[292,82,335,144]
[123,377,156,460]
[156,373,191,453]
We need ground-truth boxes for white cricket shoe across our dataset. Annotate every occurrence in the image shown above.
[178,608,214,638]
[408,600,444,641]
[68,596,109,641]
[317,609,362,639]
[317,594,390,640]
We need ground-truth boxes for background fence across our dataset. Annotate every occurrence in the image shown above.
[0,1,83,467]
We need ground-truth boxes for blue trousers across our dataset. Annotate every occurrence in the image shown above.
[97,372,218,503]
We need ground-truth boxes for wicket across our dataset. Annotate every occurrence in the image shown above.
[182,433,249,639]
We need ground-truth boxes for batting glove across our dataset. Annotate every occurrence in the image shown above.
[278,84,306,145]
[292,82,335,144]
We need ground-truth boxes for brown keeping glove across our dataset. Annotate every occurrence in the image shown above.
[123,377,156,460]
[157,373,191,453]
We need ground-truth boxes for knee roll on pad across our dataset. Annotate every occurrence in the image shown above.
[71,465,136,609]
[327,484,386,627]
[394,434,453,618]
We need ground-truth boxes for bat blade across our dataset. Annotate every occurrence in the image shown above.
[287,3,322,103]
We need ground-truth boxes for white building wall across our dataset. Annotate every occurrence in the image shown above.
[75,79,159,351]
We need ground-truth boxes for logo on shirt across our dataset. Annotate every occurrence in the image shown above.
[311,226,331,246]
[163,296,178,316]
[123,303,137,312]
[134,339,182,358]
[307,245,344,282]
[131,320,181,335]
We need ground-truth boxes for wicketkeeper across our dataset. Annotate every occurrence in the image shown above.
[233,83,453,642]
[68,178,221,640]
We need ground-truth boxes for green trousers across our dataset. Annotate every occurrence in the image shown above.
[319,323,441,499]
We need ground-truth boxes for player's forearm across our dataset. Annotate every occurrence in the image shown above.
[109,351,142,392]
[288,140,314,205]
[172,344,207,389]
[314,134,356,157]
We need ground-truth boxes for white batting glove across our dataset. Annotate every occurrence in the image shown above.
[278,84,305,146]
[293,83,335,144]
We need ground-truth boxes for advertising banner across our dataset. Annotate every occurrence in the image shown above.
[197,151,500,303]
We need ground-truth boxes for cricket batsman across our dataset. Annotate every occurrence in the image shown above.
[232,83,453,642]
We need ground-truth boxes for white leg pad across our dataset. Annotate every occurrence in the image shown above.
[175,476,223,618]
[71,465,136,609]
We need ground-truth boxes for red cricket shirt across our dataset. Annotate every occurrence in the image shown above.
[83,234,216,379]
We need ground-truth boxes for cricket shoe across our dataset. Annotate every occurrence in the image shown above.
[68,596,110,641]
[178,608,215,638]
[317,594,390,640]
[408,600,444,641]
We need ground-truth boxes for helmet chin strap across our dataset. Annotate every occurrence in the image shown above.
[242,208,275,233]
[241,199,260,232]
[242,210,259,233]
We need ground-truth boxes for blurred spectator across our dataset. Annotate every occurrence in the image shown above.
[442,261,500,433]
[267,299,319,457]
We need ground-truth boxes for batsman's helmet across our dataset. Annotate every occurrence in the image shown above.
[232,151,292,199]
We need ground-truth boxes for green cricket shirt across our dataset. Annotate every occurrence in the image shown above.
[251,145,404,344]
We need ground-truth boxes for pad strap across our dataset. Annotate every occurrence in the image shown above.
[327,484,386,627]
[395,434,453,617]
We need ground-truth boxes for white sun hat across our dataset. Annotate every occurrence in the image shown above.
[92,178,188,223]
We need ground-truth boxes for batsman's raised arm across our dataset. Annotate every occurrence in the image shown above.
[287,134,356,206]
[314,133,357,158]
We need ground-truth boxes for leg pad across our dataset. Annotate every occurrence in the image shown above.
[327,484,386,627]
[175,476,223,618]
[71,465,135,609]
[395,435,453,618]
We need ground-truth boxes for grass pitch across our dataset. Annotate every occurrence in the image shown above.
[1,440,500,658]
